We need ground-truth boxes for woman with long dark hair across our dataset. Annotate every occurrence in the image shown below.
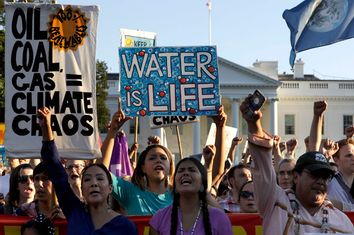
[38,107,137,235]
[5,164,35,214]
[101,109,174,215]
[149,157,232,235]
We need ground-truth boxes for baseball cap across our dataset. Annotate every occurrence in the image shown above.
[294,151,334,175]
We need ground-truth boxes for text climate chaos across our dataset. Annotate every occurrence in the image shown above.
[5,3,100,159]
[119,46,220,117]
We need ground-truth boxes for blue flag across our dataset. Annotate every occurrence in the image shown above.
[283,0,354,67]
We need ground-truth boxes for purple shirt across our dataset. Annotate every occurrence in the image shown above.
[149,205,233,235]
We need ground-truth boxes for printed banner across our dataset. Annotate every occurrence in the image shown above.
[149,116,199,129]
[4,3,100,159]
[119,46,220,117]
[2,213,354,235]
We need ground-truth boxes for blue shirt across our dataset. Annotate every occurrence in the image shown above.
[41,140,137,235]
[112,174,173,215]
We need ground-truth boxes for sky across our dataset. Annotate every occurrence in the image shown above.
[58,0,354,80]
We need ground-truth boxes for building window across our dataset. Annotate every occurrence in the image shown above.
[343,115,353,134]
[129,118,140,134]
[285,114,295,135]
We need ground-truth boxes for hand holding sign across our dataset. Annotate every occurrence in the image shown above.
[110,97,132,133]
[211,105,227,127]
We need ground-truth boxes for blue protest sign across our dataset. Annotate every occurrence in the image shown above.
[119,46,220,116]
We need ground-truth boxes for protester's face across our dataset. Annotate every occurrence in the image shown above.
[239,182,257,213]
[17,168,35,200]
[143,147,170,182]
[34,173,52,201]
[278,162,295,190]
[18,159,30,165]
[8,158,19,171]
[336,144,354,174]
[82,166,112,206]
[230,167,252,191]
[66,160,85,184]
[175,160,202,194]
[294,169,330,209]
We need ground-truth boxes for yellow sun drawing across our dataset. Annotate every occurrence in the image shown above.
[48,5,89,51]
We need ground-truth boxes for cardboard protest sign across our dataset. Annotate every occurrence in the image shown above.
[120,28,156,48]
[206,123,238,156]
[5,3,100,159]
[150,116,199,129]
[119,46,220,117]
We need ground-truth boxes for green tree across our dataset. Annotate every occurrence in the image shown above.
[96,60,110,133]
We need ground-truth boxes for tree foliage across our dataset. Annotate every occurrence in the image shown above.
[96,60,110,133]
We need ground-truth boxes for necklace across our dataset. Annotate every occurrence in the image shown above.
[179,206,202,235]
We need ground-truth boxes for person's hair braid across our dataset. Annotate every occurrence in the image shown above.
[170,193,179,235]
[200,191,212,235]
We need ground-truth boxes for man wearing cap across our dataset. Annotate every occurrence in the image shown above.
[240,96,354,234]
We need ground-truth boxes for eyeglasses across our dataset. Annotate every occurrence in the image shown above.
[239,190,254,199]
[302,169,333,183]
[66,164,85,171]
[18,175,34,183]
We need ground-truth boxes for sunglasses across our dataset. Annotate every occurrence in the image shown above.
[239,190,254,199]
[18,175,34,183]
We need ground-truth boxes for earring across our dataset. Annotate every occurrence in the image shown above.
[199,185,204,192]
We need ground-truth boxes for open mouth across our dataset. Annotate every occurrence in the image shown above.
[154,165,164,171]
[70,174,79,180]
[180,178,192,185]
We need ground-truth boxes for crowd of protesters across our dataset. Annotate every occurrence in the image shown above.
[0,96,354,234]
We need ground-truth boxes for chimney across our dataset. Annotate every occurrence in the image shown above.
[293,59,304,79]
[252,60,278,80]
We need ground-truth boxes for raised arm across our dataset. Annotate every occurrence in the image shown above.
[308,101,327,151]
[37,107,80,217]
[202,144,216,192]
[285,138,298,158]
[211,105,227,185]
[240,95,278,217]
[100,99,132,169]
[345,125,354,139]
[227,136,243,163]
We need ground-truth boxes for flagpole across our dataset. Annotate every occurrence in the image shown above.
[208,0,212,45]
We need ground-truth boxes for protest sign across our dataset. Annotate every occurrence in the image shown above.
[5,3,100,159]
[120,28,156,48]
[119,46,220,117]
[150,115,199,129]
[206,123,238,156]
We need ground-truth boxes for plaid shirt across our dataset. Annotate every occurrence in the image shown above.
[218,192,240,213]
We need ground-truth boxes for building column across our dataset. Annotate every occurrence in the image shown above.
[231,98,240,163]
[231,98,240,128]
[193,122,201,154]
[269,98,279,135]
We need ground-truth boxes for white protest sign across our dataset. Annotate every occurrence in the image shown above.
[5,3,100,159]
[149,116,199,129]
[205,123,238,154]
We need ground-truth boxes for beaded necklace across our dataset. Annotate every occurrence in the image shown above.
[179,206,202,235]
